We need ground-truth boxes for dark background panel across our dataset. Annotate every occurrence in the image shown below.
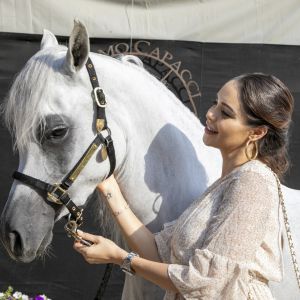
[0,33,299,299]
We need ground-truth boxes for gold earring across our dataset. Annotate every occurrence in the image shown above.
[245,140,258,160]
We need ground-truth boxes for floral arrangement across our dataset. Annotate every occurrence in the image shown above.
[0,286,51,300]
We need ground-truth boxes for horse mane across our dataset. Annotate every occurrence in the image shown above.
[2,46,67,153]
[103,50,198,124]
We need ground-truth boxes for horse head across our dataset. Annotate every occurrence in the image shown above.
[0,21,127,262]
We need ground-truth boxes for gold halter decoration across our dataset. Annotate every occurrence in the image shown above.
[245,140,258,161]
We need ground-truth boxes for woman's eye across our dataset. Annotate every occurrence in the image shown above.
[221,110,231,117]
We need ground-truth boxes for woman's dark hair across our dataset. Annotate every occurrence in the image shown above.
[234,73,294,179]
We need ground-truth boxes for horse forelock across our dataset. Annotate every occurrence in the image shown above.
[3,47,67,153]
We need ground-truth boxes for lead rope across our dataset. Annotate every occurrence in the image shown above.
[248,171,300,300]
[94,263,114,300]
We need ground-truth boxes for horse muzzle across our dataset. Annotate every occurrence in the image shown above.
[0,195,55,262]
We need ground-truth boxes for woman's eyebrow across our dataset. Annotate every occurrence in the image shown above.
[222,102,236,114]
[216,93,236,115]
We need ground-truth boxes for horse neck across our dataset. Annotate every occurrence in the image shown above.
[92,54,221,228]
[99,55,205,164]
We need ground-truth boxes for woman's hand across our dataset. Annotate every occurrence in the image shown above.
[73,230,128,265]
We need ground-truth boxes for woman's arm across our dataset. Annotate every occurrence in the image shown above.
[74,175,178,293]
[96,175,160,262]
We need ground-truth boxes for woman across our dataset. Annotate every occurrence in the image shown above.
[74,73,294,299]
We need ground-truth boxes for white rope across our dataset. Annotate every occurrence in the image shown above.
[129,0,134,53]
[125,0,134,54]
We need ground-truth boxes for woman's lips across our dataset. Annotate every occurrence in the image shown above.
[205,125,218,135]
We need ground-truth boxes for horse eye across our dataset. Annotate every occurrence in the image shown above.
[45,126,69,140]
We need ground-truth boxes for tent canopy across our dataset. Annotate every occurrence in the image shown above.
[1,0,300,45]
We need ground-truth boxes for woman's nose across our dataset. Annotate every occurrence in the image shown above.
[206,106,216,121]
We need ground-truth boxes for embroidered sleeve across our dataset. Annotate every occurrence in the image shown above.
[154,220,177,263]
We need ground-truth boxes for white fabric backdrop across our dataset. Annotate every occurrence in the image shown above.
[0,0,300,45]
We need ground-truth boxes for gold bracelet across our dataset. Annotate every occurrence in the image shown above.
[113,204,130,217]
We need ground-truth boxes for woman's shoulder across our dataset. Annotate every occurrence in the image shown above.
[220,160,279,208]
[206,160,278,202]
[238,159,274,176]
[232,159,277,187]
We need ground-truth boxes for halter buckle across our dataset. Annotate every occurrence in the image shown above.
[105,135,113,148]
[93,87,107,108]
[47,183,68,205]
[104,128,112,146]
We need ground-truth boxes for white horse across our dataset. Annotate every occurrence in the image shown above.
[0,21,299,300]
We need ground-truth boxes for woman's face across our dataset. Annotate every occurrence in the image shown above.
[203,80,252,156]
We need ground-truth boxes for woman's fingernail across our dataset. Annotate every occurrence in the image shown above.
[77,230,83,234]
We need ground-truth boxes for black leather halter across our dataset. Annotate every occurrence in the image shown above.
[13,57,116,225]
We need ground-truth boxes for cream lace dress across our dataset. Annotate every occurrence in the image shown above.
[154,160,283,299]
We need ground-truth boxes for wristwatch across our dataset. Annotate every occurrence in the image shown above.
[120,252,139,275]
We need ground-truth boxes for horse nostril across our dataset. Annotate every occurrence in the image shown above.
[9,230,23,257]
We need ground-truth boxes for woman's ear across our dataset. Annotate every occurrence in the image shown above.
[64,19,90,74]
[249,126,268,141]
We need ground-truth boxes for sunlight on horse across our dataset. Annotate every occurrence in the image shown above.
[0,21,299,300]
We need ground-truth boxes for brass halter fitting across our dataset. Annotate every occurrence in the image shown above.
[47,183,67,205]
[96,119,105,132]
[67,210,83,226]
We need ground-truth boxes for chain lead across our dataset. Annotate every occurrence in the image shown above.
[248,169,300,300]
[273,172,300,291]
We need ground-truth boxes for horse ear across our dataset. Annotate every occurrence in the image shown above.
[41,29,58,50]
[65,20,90,73]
